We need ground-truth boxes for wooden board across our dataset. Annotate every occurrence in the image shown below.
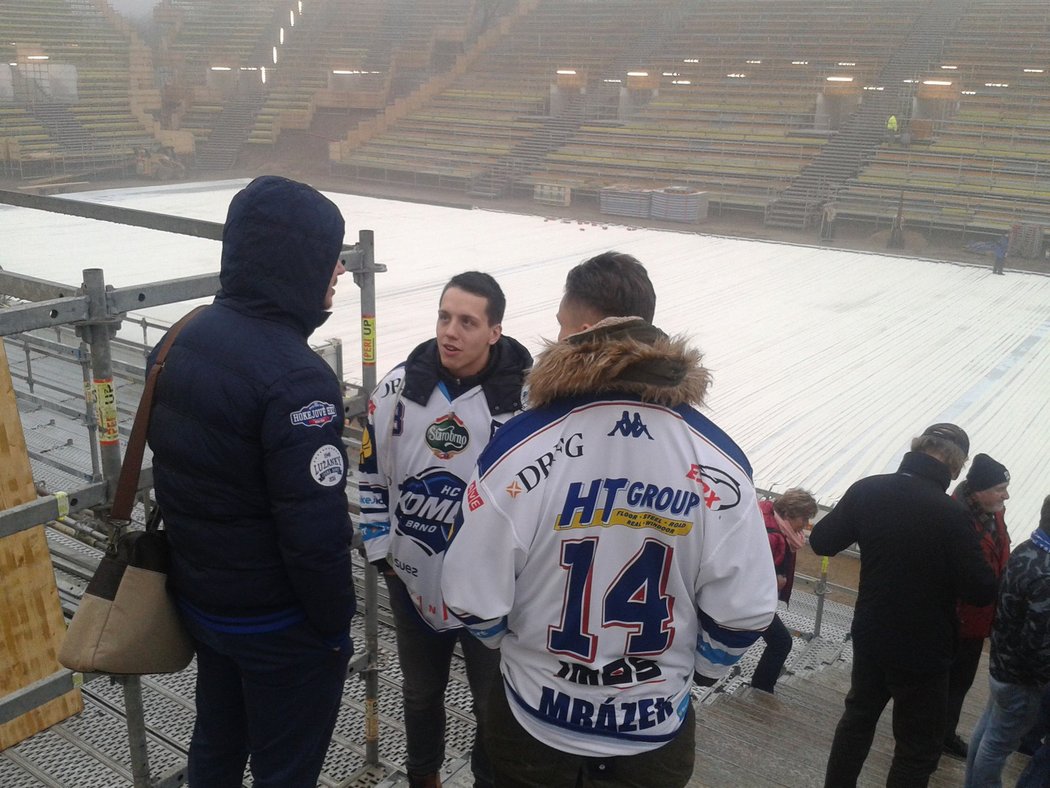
[0,341,82,750]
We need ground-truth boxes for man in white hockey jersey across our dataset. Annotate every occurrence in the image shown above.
[442,251,778,787]
[358,271,531,788]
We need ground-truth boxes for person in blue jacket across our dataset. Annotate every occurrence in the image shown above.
[148,176,356,787]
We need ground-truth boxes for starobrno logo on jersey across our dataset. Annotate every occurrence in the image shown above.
[425,413,470,459]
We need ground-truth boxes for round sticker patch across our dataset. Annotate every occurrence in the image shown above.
[310,444,345,487]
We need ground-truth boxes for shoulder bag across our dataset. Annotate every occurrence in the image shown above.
[58,306,206,675]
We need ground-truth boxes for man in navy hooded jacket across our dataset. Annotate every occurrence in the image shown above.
[148,176,356,787]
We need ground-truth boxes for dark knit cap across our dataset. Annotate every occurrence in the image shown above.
[967,453,1010,491]
[921,423,970,456]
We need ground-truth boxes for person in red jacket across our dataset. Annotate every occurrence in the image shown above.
[943,453,1012,758]
[750,488,819,693]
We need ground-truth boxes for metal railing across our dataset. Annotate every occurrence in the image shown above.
[0,187,386,786]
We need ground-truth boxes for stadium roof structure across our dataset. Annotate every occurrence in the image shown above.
[3,180,1048,544]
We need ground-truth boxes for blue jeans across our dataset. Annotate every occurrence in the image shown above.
[964,676,1043,788]
[1016,685,1050,788]
[386,574,499,785]
[184,616,351,788]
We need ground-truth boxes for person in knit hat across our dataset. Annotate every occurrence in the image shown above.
[943,454,1012,759]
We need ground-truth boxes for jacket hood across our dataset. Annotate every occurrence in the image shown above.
[527,317,711,409]
[216,176,345,336]
[402,335,532,416]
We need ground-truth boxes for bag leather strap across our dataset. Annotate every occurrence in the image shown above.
[110,305,208,520]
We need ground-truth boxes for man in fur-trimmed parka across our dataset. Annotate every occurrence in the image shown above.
[442,251,778,787]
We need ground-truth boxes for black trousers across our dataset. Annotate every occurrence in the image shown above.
[944,637,984,741]
[751,613,793,693]
[485,677,696,788]
[824,648,948,788]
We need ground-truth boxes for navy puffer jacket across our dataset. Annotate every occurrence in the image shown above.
[148,176,356,638]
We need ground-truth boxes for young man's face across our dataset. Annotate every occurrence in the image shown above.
[436,286,501,378]
[324,259,346,310]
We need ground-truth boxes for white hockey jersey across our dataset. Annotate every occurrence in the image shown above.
[358,338,529,631]
[442,390,777,756]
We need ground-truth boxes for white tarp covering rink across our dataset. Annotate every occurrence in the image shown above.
[2,179,1048,545]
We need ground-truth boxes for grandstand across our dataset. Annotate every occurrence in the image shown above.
[2,0,1050,250]
[0,0,171,178]
[836,1,1050,233]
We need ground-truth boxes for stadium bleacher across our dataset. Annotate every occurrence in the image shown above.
[835,0,1050,233]
[1,0,1049,237]
[0,0,158,176]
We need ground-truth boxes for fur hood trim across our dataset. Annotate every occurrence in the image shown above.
[527,318,711,409]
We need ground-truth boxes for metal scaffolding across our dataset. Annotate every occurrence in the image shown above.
[0,188,386,787]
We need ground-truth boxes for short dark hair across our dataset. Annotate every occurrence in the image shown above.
[564,251,656,323]
[441,271,506,325]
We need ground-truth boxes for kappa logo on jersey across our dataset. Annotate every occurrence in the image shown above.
[290,400,338,428]
[685,464,742,511]
[310,444,345,487]
[555,477,701,535]
[394,468,465,556]
[510,432,584,496]
[466,481,484,511]
[425,413,470,459]
[607,410,653,440]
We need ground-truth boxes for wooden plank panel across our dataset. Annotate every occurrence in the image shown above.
[0,341,82,750]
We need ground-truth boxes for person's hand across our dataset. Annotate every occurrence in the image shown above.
[777,575,787,591]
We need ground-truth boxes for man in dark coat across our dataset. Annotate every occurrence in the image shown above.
[810,423,996,787]
[148,176,356,787]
